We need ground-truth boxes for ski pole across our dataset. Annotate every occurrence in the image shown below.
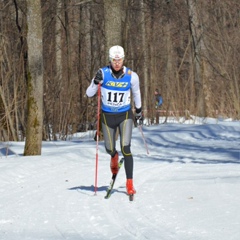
[138,124,149,155]
[94,83,101,194]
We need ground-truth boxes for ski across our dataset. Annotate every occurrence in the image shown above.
[104,158,124,199]
[129,194,134,201]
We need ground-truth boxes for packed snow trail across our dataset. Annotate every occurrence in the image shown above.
[0,121,240,240]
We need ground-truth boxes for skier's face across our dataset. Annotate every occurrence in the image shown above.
[110,58,124,71]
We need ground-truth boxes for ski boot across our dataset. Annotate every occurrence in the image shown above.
[110,151,119,174]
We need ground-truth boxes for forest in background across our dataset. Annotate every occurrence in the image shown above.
[0,0,239,143]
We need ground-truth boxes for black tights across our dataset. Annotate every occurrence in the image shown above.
[101,110,134,179]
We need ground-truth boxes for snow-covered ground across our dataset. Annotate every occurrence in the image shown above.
[0,117,240,240]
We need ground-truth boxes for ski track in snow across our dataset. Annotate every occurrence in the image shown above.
[0,121,240,240]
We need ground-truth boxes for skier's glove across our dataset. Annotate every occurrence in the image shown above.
[135,108,143,125]
[93,69,103,85]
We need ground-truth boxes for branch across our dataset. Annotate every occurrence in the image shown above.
[74,0,93,6]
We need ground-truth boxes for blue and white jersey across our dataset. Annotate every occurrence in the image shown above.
[101,66,131,113]
[86,66,142,113]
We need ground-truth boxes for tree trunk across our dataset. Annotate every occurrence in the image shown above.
[24,0,43,155]
[104,0,122,61]
[140,0,148,118]
[187,0,206,116]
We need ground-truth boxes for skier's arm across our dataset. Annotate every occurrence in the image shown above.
[131,71,143,124]
[86,80,98,97]
[131,71,141,110]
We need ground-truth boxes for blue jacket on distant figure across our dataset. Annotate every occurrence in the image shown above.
[154,89,163,109]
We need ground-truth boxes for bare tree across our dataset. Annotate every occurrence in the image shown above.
[140,0,149,116]
[24,0,43,155]
[186,0,206,116]
[1,0,239,143]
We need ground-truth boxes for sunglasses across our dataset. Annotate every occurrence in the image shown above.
[110,58,124,63]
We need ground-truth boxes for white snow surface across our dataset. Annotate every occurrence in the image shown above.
[0,117,240,240]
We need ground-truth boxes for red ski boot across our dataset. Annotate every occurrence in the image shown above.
[110,152,119,174]
[126,179,136,195]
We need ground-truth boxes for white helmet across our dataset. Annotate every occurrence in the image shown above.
[109,45,125,60]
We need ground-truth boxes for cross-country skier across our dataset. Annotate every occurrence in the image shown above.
[86,45,143,196]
